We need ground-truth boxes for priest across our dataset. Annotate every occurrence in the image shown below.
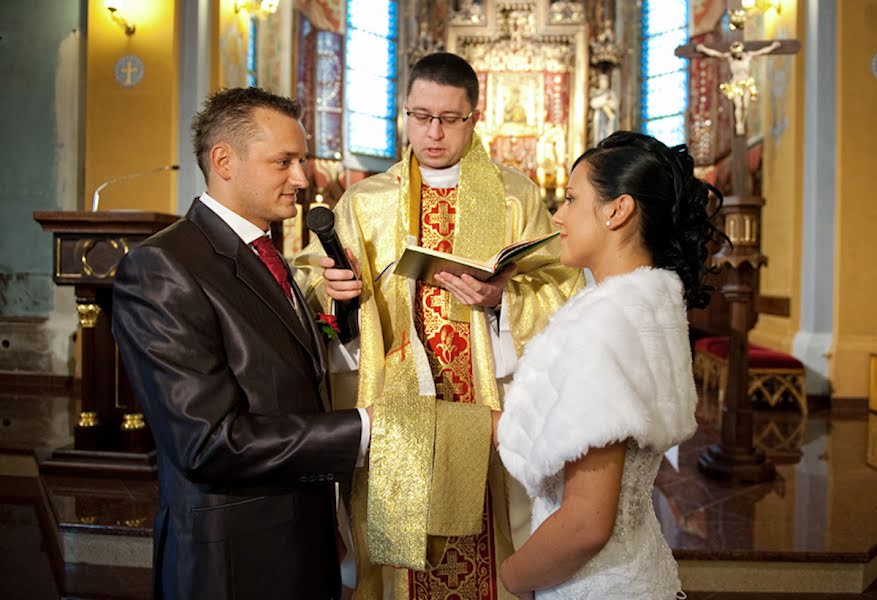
[295,52,582,599]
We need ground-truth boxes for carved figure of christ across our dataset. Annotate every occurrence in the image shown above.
[676,39,799,136]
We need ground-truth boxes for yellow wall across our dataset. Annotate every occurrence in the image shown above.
[830,0,877,398]
[84,0,179,213]
[751,2,805,353]
[217,0,251,89]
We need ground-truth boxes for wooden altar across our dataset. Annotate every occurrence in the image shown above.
[32,211,179,478]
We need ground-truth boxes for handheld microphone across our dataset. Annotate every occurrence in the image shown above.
[305,206,360,344]
[91,164,180,211]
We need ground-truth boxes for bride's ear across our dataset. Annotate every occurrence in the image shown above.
[603,194,636,230]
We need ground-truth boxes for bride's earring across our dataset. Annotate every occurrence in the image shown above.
[605,220,611,227]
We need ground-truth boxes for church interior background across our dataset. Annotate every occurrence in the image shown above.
[1,0,877,598]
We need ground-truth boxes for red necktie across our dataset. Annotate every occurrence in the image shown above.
[252,236,293,299]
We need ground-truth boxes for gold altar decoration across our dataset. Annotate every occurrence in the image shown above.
[76,303,101,329]
[447,0,588,210]
[78,411,100,428]
[121,413,147,431]
[451,0,487,26]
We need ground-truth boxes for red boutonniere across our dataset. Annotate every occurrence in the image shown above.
[316,313,340,340]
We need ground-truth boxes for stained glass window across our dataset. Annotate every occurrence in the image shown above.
[345,0,398,158]
[247,16,258,87]
[315,31,344,158]
[640,0,688,146]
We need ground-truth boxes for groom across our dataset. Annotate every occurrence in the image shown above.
[113,87,371,599]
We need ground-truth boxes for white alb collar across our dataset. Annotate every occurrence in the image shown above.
[418,162,461,188]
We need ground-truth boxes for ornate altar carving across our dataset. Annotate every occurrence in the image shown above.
[588,18,621,147]
[589,19,622,68]
[451,0,487,26]
[548,0,585,25]
[447,0,588,211]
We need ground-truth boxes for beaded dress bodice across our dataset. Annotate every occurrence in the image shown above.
[497,269,698,600]
[532,440,681,599]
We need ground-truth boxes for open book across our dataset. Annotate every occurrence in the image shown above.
[394,231,560,283]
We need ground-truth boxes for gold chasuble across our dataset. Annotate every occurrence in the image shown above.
[294,135,582,599]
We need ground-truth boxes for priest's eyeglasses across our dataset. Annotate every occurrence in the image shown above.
[406,110,474,128]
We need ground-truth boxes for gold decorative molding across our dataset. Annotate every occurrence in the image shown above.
[548,0,585,25]
[461,34,575,73]
[77,411,100,428]
[725,213,759,244]
[450,0,486,26]
[121,413,146,430]
[80,238,130,279]
[590,20,622,67]
[77,303,101,328]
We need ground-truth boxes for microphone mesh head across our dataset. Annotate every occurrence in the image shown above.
[306,205,335,235]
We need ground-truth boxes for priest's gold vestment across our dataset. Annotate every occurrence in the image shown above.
[295,135,582,599]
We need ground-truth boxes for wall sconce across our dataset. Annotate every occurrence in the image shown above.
[234,0,280,17]
[741,0,782,14]
[105,1,136,35]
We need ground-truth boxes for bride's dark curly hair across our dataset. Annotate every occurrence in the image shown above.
[573,131,727,309]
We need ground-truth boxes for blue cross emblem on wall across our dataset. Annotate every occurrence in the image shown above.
[114,55,144,88]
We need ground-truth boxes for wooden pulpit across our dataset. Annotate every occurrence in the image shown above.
[33,211,179,478]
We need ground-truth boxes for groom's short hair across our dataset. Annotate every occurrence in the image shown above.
[192,87,302,179]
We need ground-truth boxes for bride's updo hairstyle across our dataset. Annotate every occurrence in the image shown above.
[573,131,726,309]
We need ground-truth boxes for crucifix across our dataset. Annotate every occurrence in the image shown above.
[675,1,800,483]
[675,10,799,195]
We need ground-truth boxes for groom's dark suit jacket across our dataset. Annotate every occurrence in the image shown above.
[112,200,362,599]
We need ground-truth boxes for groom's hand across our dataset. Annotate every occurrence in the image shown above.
[434,263,515,308]
[321,248,363,301]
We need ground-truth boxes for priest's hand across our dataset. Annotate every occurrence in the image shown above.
[366,404,375,432]
[434,263,515,308]
[320,248,363,301]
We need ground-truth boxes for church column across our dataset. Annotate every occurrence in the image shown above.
[791,0,835,396]
[177,0,214,213]
[829,0,877,398]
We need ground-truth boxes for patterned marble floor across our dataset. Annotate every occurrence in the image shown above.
[657,400,877,565]
[656,389,877,596]
[2,385,876,598]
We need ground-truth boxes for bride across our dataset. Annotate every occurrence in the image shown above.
[497,131,725,599]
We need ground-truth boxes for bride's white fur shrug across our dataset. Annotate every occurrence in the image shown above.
[498,267,698,498]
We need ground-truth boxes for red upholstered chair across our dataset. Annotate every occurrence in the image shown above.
[693,336,808,414]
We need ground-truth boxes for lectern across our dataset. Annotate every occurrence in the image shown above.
[33,211,178,478]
